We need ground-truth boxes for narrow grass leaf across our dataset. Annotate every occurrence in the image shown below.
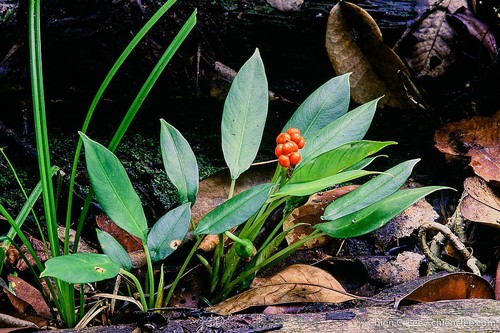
[147,202,191,262]
[222,48,268,180]
[160,119,199,204]
[80,133,148,241]
[316,186,454,238]
[195,183,273,235]
[292,140,396,182]
[300,97,381,164]
[283,73,351,138]
[96,229,132,271]
[322,159,420,221]
[41,253,121,284]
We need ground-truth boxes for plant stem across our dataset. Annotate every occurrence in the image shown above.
[164,236,203,307]
[120,269,147,311]
[142,244,155,309]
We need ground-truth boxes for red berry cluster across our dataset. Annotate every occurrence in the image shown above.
[275,127,305,168]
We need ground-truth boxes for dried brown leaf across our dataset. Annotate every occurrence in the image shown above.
[395,272,494,307]
[6,276,51,317]
[16,236,48,272]
[403,0,468,78]
[459,176,500,228]
[449,7,497,62]
[283,186,359,249]
[434,111,500,182]
[325,1,417,109]
[57,226,97,254]
[207,264,356,315]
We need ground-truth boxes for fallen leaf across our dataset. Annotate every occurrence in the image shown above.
[434,110,500,182]
[448,6,497,63]
[207,264,356,315]
[325,1,417,109]
[395,272,494,307]
[6,276,51,317]
[283,186,359,249]
[400,0,468,78]
[16,236,48,272]
[459,176,500,228]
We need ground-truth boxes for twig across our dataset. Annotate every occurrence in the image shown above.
[419,221,486,275]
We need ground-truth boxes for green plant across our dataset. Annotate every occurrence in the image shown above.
[0,0,196,327]
[40,48,452,309]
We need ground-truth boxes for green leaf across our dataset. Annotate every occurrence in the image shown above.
[96,229,132,271]
[195,183,274,235]
[221,48,268,180]
[80,132,148,241]
[315,186,454,238]
[300,97,381,164]
[160,119,199,204]
[344,155,387,171]
[40,253,121,284]
[283,73,350,138]
[322,159,420,221]
[291,140,396,182]
[147,202,191,262]
[275,170,381,198]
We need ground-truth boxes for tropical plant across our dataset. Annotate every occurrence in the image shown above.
[0,0,196,327]
[40,48,452,309]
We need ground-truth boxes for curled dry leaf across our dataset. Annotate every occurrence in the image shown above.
[283,186,359,249]
[325,1,417,110]
[16,236,48,272]
[401,0,468,78]
[207,264,356,315]
[459,176,500,228]
[434,110,500,182]
[394,272,494,307]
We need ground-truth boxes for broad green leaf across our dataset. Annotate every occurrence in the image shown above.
[282,73,351,138]
[80,133,148,241]
[323,159,420,221]
[221,48,268,180]
[275,170,381,198]
[40,253,121,284]
[147,202,191,262]
[315,186,454,238]
[195,183,273,235]
[96,229,132,271]
[160,119,199,204]
[300,97,381,164]
[291,140,396,182]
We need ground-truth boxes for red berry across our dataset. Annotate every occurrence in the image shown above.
[282,141,298,155]
[289,151,301,166]
[278,155,290,168]
[276,133,290,144]
[297,137,305,149]
[274,144,283,157]
[290,133,302,144]
[286,127,301,136]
